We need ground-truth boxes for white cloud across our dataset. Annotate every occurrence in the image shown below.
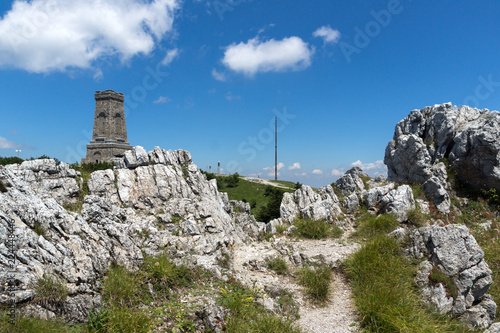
[0,0,179,73]
[153,96,171,104]
[212,68,226,81]
[331,169,344,177]
[267,172,280,177]
[313,25,341,44]
[263,162,285,171]
[349,160,387,176]
[161,48,179,66]
[225,92,241,101]
[222,36,314,76]
[0,137,21,149]
[312,169,323,175]
[301,172,307,176]
[288,162,301,170]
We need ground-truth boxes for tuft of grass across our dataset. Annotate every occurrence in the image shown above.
[345,235,469,332]
[410,183,426,200]
[0,311,85,333]
[218,280,302,333]
[33,222,47,238]
[0,179,10,193]
[296,265,332,305]
[293,218,343,240]
[406,205,428,228]
[353,212,399,239]
[267,257,288,275]
[102,264,146,307]
[32,273,68,308]
[142,254,195,293]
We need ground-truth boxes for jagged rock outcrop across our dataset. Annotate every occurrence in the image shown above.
[407,224,497,329]
[0,146,260,322]
[385,103,500,213]
[280,185,342,222]
[4,159,79,206]
[335,167,366,195]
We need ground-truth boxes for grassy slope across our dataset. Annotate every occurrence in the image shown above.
[218,177,295,215]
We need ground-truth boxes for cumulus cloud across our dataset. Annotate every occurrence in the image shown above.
[161,48,179,66]
[0,137,21,149]
[349,160,387,176]
[263,162,285,171]
[312,169,323,175]
[0,137,34,150]
[313,25,341,44]
[153,96,171,104]
[288,162,301,170]
[0,0,179,73]
[222,36,314,76]
[212,68,226,81]
[331,169,344,177]
[267,172,280,177]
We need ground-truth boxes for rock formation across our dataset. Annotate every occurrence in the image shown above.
[385,102,500,213]
[406,224,496,329]
[0,146,260,322]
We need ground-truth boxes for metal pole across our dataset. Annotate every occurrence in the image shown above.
[275,117,277,181]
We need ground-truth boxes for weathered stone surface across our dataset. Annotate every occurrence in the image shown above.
[0,147,261,323]
[385,103,500,209]
[485,322,500,333]
[335,167,366,195]
[363,183,395,208]
[380,185,415,222]
[420,284,454,314]
[5,160,79,206]
[406,224,496,328]
[196,305,226,333]
[280,185,342,222]
[342,193,359,213]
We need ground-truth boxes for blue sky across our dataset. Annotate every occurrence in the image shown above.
[0,0,499,188]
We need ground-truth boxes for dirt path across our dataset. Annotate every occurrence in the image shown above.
[232,235,361,333]
[241,176,294,190]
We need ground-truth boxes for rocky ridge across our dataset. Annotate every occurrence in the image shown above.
[0,146,261,323]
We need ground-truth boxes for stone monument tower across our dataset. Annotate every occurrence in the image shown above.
[82,90,132,164]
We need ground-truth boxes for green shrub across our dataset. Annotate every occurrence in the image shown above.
[257,187,284,223]
[354,213,399,239]
[296,265,332,305]
[294,182,302,190]
[0,156,24,166]
[293,218,343,239]
[345,235,469,332]
[32,273,68,308]
[267,257,288,275]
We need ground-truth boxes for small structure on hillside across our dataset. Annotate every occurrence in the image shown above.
[81,90,133,164]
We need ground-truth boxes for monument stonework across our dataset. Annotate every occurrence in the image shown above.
[82,90,133,164]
